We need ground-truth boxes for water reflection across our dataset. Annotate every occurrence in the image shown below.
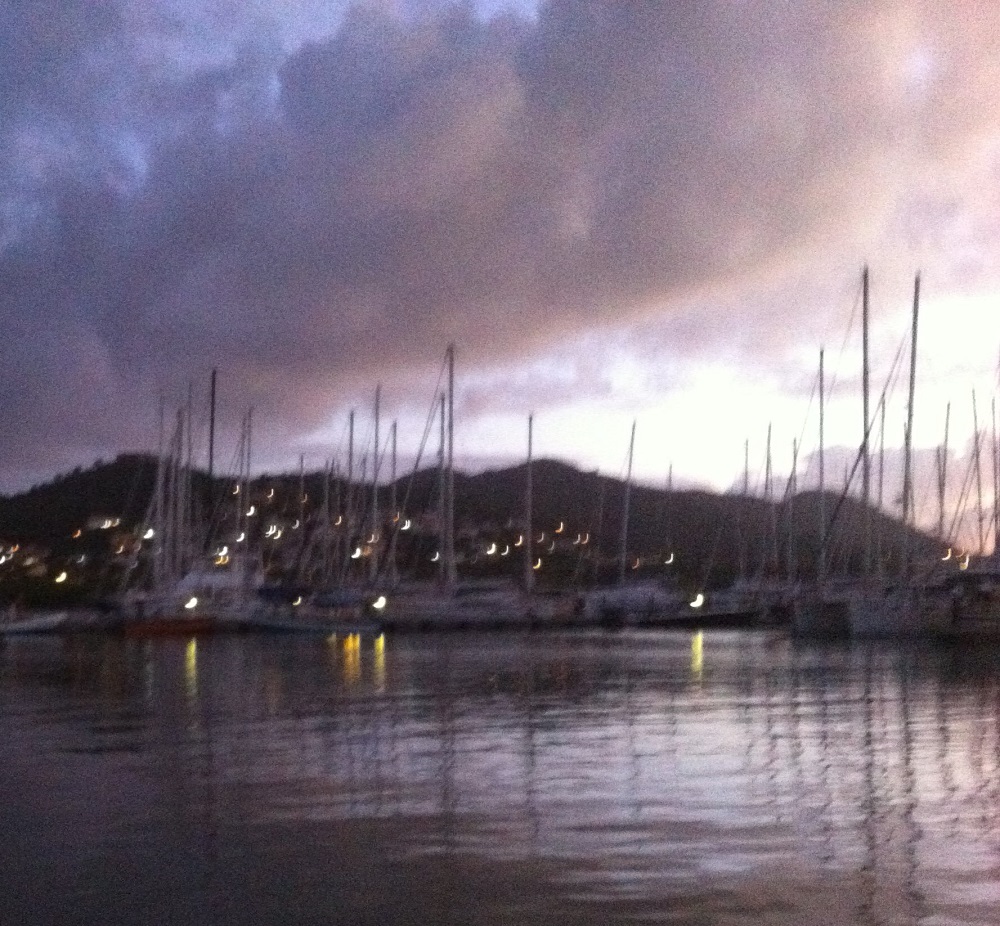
[4,632,1000,924]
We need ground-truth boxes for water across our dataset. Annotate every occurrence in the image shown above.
[3,629,1000,924]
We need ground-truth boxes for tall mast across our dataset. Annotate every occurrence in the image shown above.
[208,368,217,485]
[937,402,951,544]
[766,423,777,576]
[617,420,636,585]
[786,439,798,583]
[992,399,998,557]
[525,414,534,594]
[371,384,381,581]
[346,409,355,583]
[438,392,446,586]
[387,420,398,584]
[818,349,826,585]
[901,273,920,573]
[444,343,457,590]
[739,438,749,583]
[861,265,872,577]
[973,390,985,553]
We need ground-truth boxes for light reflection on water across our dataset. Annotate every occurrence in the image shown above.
[3,630,1000,924]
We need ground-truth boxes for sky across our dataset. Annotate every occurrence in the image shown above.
[4,0,1000,540]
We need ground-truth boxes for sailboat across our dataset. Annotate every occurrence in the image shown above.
[380,346,547,630]
[576,421,685,626]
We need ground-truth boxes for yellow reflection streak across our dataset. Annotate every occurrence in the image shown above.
[343,633,361,685]
[185,637,198,703]
[373,633,386,692]
[691,631,703,680]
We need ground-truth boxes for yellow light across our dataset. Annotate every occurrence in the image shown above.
[54,571,68,584]
[374,633,386,691]
[691,631,703,676]
[942,548,952,561]
[185,596,198,609]
[514,535,523,547]
[372,595,387,611]
[185,638,198,701]
[690,592,705,609]
[555,521,564,533]
[533,557,542,570]
[72,529,82,539]
[292,596,302,606]
[960,553,970,571]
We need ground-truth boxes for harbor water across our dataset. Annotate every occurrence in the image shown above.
[3,629,1000,925]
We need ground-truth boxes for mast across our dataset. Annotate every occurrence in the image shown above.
[444,344,457,591]
[992,399,998,558]
[387,420,398,584]
[861,265,872,577]
[370,384,381,581]
[818,349,826,585]
[766,423,778,577]
[438,392,446,586]
[344,409,355,584]
[937,402,950,545]
[901,274,920,574]
[524,414,534,594]
[786,439,798,584]
[973,390,985,554]
[208,368,217,485]
[617,420,636,585]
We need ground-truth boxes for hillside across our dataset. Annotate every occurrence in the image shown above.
[0,454,940,608]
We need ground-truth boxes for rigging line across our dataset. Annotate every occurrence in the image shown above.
[375,352,449,578]
[824,274,864,404]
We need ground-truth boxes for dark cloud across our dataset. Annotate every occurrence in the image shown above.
[2,0,998,489]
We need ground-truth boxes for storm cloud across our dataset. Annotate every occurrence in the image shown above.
[2,0,999,488]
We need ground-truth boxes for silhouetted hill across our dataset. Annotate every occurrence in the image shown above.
[0,454,939,596]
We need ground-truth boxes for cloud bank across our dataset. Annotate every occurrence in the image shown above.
[2,0,999,488]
